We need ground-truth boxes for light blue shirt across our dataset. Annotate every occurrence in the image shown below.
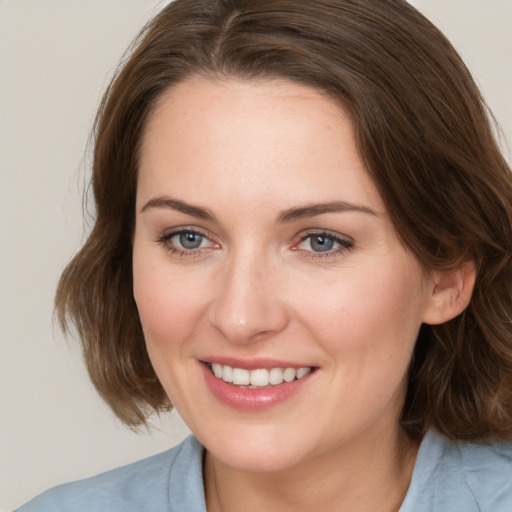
[15,431,512,511]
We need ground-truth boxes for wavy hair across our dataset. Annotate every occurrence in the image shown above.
[56,0,512,439]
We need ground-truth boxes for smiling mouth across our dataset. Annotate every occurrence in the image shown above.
[207,363,315,388]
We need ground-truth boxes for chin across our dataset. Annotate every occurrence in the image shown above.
[199,426,315,473]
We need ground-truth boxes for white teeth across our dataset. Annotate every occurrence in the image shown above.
[250,369,269,387]
[210,364,313,387]
[212,363,223,378]
[283,367,296,383]
[222,365,233,383]
[232,368,250,385]
[269,367,284,385]
[297,367,312,379]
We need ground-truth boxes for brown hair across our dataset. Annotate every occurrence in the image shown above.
[56,0,512,440]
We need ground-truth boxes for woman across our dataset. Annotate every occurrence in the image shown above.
[17,0,512,510]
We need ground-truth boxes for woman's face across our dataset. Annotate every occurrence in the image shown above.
[133,77,437,472]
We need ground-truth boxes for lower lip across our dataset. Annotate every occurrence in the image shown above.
[200,363,315,411]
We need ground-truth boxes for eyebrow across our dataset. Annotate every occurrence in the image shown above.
[140,196,376,223]
[276,201,377,223]
[140,196,216,220]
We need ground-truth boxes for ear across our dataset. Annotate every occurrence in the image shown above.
[422,260,476,325]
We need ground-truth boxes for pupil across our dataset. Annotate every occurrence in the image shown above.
[311,235,334,252]
[180,232,202,249]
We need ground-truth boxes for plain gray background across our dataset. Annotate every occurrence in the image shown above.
[1,1,511,509]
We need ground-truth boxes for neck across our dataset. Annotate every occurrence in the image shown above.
[204,426,420,512]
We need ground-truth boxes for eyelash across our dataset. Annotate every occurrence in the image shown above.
[155,228,353,259]
[155,228,218,258]
[294,231,353,259]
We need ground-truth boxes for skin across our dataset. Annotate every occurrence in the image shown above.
[133,77,472,511]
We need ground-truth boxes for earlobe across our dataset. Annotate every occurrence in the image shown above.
[422,260,477,326]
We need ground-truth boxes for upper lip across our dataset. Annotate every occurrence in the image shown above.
[200,356,316,371]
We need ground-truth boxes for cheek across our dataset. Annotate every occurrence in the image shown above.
[289,258,427,361]
[132,261,210,352]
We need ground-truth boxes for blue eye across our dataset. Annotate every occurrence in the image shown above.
[177,232,204,249]
[297,232,352,255]
[308,234,335,252]
[157,228,215,256]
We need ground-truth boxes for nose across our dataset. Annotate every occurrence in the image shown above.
[208,251,289,343]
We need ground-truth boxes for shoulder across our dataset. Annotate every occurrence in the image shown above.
[457,435,512,508]
[401,430,512,512]
[14,436,206,512]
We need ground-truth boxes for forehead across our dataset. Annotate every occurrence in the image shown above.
[137,77,384,215]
